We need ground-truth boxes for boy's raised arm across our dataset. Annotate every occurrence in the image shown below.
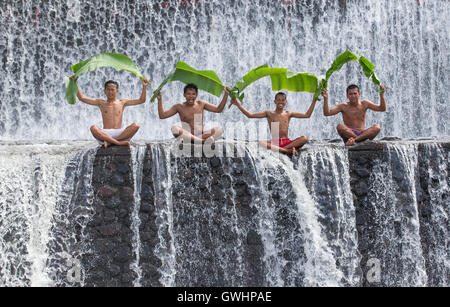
[123,78,150,107]
[76,87,102,106]
[322,89,342,116]
[231,97,268,118]
[290,95,318,119]
[156,91,178,119]
[366,84,386,112]
[70,75,101,106]
[204,86,231,113]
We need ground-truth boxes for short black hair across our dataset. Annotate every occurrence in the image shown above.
[347,84,360,93]
[105,80,119,90]
[275,92,287,99]
[184,83,198,94]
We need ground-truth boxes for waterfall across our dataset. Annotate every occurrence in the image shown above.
[0,139,448,286]
[0,142,96,286]
[355,143,429,286]
[0,0,448,140]
[1,0,449,284]
[416,143,449,286]
[296,145,362,286]
[133,141,357,286]
[148,143,177,287]
[247,144,345,286]
[130,143,147,286]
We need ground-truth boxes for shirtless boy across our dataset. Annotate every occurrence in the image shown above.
[323,84,386,146]
[231,92,319,154]
[156,84,231,143]
[73,77,149,147]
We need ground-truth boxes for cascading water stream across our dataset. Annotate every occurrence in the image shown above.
[0,142,96,286]
[246,144,345,286]
[357,142,429,286]
[130,143,147,286]
[0,1,448,287]
[0,0,448,140]
[296,145,362,286]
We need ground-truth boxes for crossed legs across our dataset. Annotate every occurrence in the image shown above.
[171,125,224,144]
[90,122,140,148]
[259,136,308,155]
[337,123,381,146]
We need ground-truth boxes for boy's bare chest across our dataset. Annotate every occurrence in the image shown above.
[179,105,204,121]
[100,103,123,116]
[268,113,290,126]
[343,105,365,117]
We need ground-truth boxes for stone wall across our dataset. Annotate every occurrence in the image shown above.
[76,139,449,287]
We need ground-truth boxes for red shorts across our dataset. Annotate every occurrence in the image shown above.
[269,138,294,148]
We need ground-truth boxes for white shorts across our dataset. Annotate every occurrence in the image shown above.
[95,128,131,145]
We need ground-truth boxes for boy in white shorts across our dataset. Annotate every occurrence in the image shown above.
[72,77,149,147]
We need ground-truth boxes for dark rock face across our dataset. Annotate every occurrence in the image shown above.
[348,141,449,287]
[84,146,137,287]
[69,140,448,287]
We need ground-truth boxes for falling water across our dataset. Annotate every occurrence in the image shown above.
[297,145,362,286]
[247,144,345,286]
[130,143,147,286]
[134,141,350,286]
[0,0,448,287]
[359,143,429,286]
[0,0,448,141]
[416,143,449,286]
[149,143,177,287]
[0,142,96,286]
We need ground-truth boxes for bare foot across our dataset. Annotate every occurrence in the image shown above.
[118,141,131,146]
[202,129,216,142]
[104,141,111,148]
[204,136,215,144]
[291,147,297,154]
[346,137,356,146]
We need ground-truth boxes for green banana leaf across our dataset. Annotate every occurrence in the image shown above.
[149,68,176,102]
[150,61,224,102]
[230,65,287,100]
[359,56,381,86]
[229,65,318,106]
[65,53,145,104]
[325,50,359,81]
[271,70,318,93]
[314,49,382,100]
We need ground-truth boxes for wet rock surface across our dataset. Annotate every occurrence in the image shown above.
[348,140,449,287]
[84,146,136,287]
[77,140,448,287]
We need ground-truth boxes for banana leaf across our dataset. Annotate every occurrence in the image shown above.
[359,56,381,86]
[65,53,145,104]
[230,65,287,100]
[314,49,382,100]
[150,61,224,102]
[149,68,176,102]
[271,70,318,93]
[229,65,318,106]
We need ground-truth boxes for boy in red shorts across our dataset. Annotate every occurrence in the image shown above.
[231,91,320,154]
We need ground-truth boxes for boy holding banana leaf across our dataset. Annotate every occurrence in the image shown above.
[231,91,320,154]
[66,53,150,147]
[323,84,386,146]
[156,84,231,143]
[318,50,386,146]
[72,76,150,147]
